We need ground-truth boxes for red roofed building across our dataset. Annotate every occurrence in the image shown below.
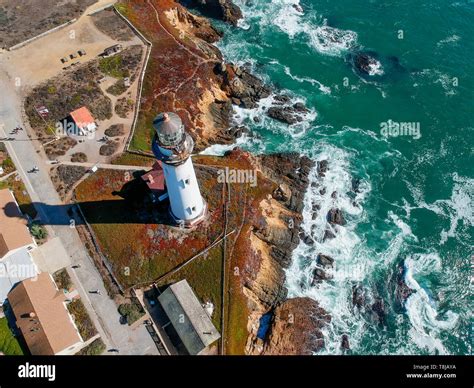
[141,161,167,202]
[69,106,97,136]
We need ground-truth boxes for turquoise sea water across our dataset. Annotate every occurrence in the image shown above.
[208,0,472,354]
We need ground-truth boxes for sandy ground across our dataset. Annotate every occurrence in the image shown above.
[0,0,146,164]
[0,0,138,88]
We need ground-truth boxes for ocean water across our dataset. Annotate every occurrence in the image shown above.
[209,0,472,354]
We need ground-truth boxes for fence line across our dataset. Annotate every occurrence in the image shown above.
[74,202,125,294]
[9,19,77,51]
[87,2,116,16]
[112,5,153,152]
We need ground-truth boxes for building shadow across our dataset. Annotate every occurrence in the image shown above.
[2,176,174,226]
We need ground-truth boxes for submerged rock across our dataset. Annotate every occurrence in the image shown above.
[352,284,366,309]
[395,261,416,309]
[323,228,336,241]
[327,208,346,225]
[317,160,329,177]
[341,334,350,351]
[371,297,386,326]
[351,52,382,76]
[351,177,361,193]
[317,254,334,268]
[312,268,333,284]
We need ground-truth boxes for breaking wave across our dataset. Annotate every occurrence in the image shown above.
[234,0,358,57]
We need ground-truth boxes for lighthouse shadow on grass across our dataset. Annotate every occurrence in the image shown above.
[2,171,175,226]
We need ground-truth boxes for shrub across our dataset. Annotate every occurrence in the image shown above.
[30,223,48,240]
[71,152,88,163]
[67,299,98,341]
[53,269,73,291]
[78,338,106,355]
[118,302,145,325]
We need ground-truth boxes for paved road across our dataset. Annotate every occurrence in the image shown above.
[0,70,158,355]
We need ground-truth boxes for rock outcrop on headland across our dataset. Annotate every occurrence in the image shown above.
[180,0,243,25]
[127,0,269,151]
[241,153,331,355]
[258,297,330,355]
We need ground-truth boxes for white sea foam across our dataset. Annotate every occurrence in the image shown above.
[283,65,332,94]
[366,59,384,76]
[437,34,461,47]
[404,174,473,245]
[286,143,374,354]
[199,133,262,156]
[235,0,357,57]
[415,69,458,96]
[404,253,459,354]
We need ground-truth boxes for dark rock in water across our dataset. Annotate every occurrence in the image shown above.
[228,125,248,138]
[273,94,292,105]
[317,254,334,269]
[327,208,346,226]
[395,261,416,308]
[312,268,332,284]
[293,102,309,113]
[223,64,271,108]
[300,231,314,246]
[292,4,304,13]
[253,116,261,123]
[371,297,386,326]
[182,0,243,26]
[351,178,361,193]
[352,284,367,309]
[331,191,337,199]
[317,160,329,177]
[349,52,381,76]
[312,202,321,212]
[267,106,303,124]
[341,334,350,351]
[323,228,335,241]
[240,97,258,109]
[266,99,309,125]
[319,187,327,196]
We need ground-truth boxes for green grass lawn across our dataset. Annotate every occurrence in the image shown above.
[0,317,24,355]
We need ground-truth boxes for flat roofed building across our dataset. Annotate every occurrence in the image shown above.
[8,273,83,355]
[0,248,38,306]
[158,280,220,355]
[0,189,35,259]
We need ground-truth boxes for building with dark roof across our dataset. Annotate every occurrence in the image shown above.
[158,280,220,355]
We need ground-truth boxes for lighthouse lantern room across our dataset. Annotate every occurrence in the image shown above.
[151,112,207,227]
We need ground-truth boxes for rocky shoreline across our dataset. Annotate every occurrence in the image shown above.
[125,0,328,354]
[243,153,332,355]
[174,0,330,355]
[127,0,310,151]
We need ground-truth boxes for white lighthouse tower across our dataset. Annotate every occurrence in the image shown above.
[151,112,207,227]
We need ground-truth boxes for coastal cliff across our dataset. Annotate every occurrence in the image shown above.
[124,0,269,151]
[243,153,330,355]
[120,0,328,354]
